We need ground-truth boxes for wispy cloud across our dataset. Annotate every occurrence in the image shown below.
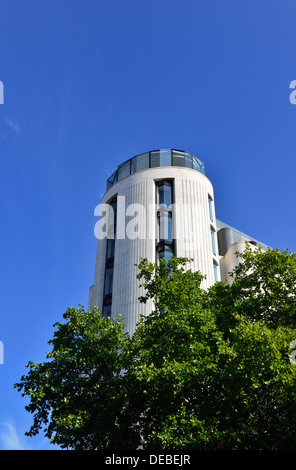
[0,420,59,450]
[0,113,21,140]
[0,420,27,450]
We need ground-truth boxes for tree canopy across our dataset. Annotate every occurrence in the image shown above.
[15,246,296,449]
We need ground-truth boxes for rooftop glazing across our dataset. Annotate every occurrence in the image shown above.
[106,149,205,190]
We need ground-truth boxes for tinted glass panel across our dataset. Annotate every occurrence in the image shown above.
[158,245,173,263]
[193,155,205,174]
[172,150,186,167]
[158,212,172,242]
[211,227,216,255]
[109,198,117,229]
[208,195,213,221]
[106,239,115,259]
[151,149,171,168]
[117,161,130,181]
[107,171,117,190]
[106,150,205,190]
[131,152,149,173]
[104,267,114,295]
[157,182,172,207]
[103,303,111,318]
[184,152,193,168]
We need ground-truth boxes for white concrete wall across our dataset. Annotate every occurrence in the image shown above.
[89,166,219,334]
[172,173,219,289]
[219,240,258,283]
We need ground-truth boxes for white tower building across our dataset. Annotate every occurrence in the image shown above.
[88,148,267,334]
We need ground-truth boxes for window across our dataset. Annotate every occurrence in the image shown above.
[184,152,193,168]
[157,181,172,207]
[192,155,205,173]
[107,170,117,190]
[172,150,186,167]
[172,150,193,168]
[151,149,171,168]
[109,198,117,229]
[156,180,174,264]
[106,150,205,190]
[211,226,216,256]
[102,298,112,318]
[106,238,115,260]
[104,267,114,296]
[157,245,173,264]
[117,160,130,181]
[103,197,117,317]
[208,195,213,222]
[131,152,149,173]
[157,211,172,242]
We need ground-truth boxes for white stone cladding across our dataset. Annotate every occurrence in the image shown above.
[89,165,219,334]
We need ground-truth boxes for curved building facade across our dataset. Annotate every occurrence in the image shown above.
[88,149,220,334]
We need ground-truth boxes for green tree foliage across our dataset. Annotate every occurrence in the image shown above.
[14,306,132,449]
[15,248,296,449]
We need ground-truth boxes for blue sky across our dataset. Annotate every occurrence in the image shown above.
[0,0,296,450]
